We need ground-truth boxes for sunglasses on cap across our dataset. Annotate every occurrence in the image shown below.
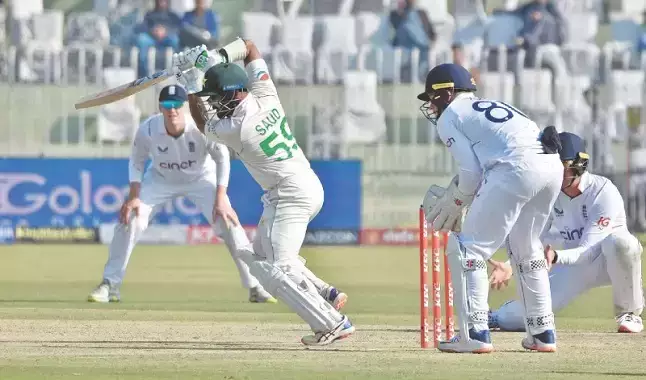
[160,100,185,109]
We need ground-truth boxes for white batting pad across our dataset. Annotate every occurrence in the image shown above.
[249,260,342,332]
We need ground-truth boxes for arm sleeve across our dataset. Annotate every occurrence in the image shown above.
[207,142,230,187]
[436,114,482,195]
[128,122,152,183]
[556,183,623,265]
[245,58,278,99]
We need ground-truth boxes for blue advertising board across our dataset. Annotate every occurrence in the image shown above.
[0,158,361,230]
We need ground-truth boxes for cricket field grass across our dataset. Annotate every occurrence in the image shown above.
[0,244,645,380]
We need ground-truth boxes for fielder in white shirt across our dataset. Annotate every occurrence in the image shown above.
[489,132,644,333]
[171,38,352,346]
[419,63,563,353]
[88,84,276,304]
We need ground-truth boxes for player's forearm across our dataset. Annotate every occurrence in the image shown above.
[215,185,227,204]
[127,182,141,200]
[215,159,230,187]
[188,95,206,132]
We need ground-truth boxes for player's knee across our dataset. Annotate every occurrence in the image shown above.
[601,232,640,261]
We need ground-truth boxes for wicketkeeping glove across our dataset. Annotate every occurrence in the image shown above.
[425,175,474,232]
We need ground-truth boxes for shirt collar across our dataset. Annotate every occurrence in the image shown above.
[577,172,591,192]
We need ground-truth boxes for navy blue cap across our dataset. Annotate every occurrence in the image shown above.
[558,132,587,161]
[418,63,477,101]
[159,84,188,102]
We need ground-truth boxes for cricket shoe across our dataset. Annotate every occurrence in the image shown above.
[617,313,643,333]
[438,328,494,354]
[522,330,557,352]
[322,286,348,311]
[249,286,277,303]
[301,315,355,346]
[87,280,120,303]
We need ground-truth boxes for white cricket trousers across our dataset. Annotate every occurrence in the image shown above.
[496,230,644,331]
[102,173,259,289]
[458,152,563,335]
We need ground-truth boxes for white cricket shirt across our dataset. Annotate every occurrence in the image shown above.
[204,59,311,191]
[541,172,627,264]
[436,93,544,195]
[129,113,230,186]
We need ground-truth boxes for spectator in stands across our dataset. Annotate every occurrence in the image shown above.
[514,0,566,66]
[452,42,480,87]
[135,0,181,77]
[389,0,436,82]
[639,10,646,54]
[180,0,220,49]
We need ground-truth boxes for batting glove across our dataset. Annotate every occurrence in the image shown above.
[176,67,204,95]
[172,45,223,74]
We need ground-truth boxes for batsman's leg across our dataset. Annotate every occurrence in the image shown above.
[602,231,644,333]
[296,256,348,310]
[188,176,275,303]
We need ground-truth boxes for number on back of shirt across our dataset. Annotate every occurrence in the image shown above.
[259,117,299,161]
[472,100,529,123]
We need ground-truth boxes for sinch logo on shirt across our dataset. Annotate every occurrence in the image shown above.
[160,160,197,170]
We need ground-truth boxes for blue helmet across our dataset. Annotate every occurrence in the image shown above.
[418,63,477,124]
[558,132,589,177]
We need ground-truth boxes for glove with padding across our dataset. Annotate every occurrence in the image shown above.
[425,175,474,232]
[172,44,223,74]
[176,67,204,95]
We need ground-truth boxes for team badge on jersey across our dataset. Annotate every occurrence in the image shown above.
[582,205,588,219]
[256,70,269,81]
[188,141,195,152]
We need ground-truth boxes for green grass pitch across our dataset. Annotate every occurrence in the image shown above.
[0,243,645,380]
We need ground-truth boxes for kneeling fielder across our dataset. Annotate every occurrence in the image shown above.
[489,132,644,333]
[88,84,275,304]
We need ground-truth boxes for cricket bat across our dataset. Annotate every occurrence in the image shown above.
[74,69,175,110]
[74,48,221,110]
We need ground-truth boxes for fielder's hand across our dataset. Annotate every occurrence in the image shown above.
[119,198,141,224]
[426,175,474,232]
[214,195,240,229]
[488,259,513,290]
[544,245,556,270]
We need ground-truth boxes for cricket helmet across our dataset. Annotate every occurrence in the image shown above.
[558,132,589,177]
[195,62,249,120]
[418,63,477,124]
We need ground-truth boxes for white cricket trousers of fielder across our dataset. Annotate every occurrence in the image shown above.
[496,230,644,331]
[102,173,260,289]
[249,169,344,332]
[456,152,563,336]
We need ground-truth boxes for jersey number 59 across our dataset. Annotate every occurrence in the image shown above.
[259,117,299,161]
[472,100,528,123]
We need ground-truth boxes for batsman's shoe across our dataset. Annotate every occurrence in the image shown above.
[322,286,348,311]
[521,330,557,352]
[617,313,643,333]
[438,329,494,354]
[301,316,355,346]
[488,310,500,330]
[87,280,120,303]
[249,286,277,303]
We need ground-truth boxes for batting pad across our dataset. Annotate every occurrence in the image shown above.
[512,255,555,336]
[445,234,489,340]
[249,260,342,332]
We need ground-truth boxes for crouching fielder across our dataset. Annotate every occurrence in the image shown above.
[420,63,563,353]
[490,132,644,333]
[88,84,275,304]
[174,38,353,345]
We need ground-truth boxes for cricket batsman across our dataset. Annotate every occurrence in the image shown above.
[88,84,276,304]
[419,63,563,353]
[489,132,644,333]
[170,38,353,345]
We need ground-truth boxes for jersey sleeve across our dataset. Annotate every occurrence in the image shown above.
[245,58,278,99]
[556,182,623,265]
[207,142,231,187]
[436,112,483,195]
[128,120,152,183]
